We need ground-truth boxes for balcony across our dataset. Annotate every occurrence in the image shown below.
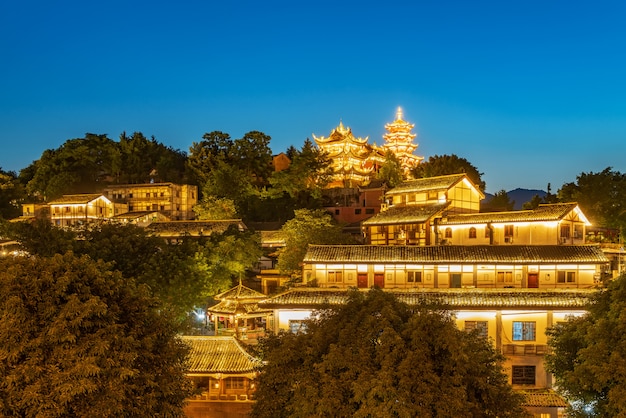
[502,344,549,356]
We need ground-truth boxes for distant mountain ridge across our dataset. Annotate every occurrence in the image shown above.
[484,188,547,210]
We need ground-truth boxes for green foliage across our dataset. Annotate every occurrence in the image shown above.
[522,194,543,210]
[276,208,355,275]
[546,274,626,417]
[0,253,192,417]
[0,168,25,219]
[558,167,626,232]
[193,195,238,220]
[231,131,273,188]
[482,189,515,212]
[269,138,333,208]
[411,154,486,192]
[377,150,403,187]
[252,289,528,418]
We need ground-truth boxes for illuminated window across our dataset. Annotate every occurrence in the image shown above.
[225,377,245,390]
[512,322,536,341]
[560,225,571,239]
[557,271,576,283]
[445,228,452,239]
[428,191,438,200]
[407,271,422,283]
[497,271,513,283]
[328,271,343,283]
[146,193,150,198]
[504,225,514,237]
[512,366,535,385]
[464,321,488,338]
[469,227,477,239]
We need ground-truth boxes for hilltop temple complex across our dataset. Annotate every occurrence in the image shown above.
[313,107,423,188]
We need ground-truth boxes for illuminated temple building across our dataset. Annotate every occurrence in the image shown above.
[313,107,423,188]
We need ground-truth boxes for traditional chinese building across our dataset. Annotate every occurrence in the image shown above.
[313,121,383,188]
[382,107,423,177]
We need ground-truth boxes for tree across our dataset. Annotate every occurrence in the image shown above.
[251,289,528,418]
[187,131,233,187]
[0,168,24,219]
[558,167,626,232]
[522,194,543,210]
[193,195,238,220]
[230,131,273,188]
[482,189,515,212]
[0,253,191,417]
[377,150,403,187]
[545,274,626,417]
[276,208,355,276]
[411,154,486,192]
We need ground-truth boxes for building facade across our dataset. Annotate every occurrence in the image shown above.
[102,183,198,220]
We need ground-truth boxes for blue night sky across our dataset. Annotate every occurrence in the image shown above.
[1,1,625,194]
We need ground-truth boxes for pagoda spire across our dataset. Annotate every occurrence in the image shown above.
[396,106,403,121]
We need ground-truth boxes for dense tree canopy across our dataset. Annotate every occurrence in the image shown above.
[0,168,23,219]
[252,289,528,418]
[377,150,403,187]
[276,208,355,276]
[411,154,486,192]
[546,274,626,417]
[558,167,626,232]
[0,253,192,417]
[482,189,515,212]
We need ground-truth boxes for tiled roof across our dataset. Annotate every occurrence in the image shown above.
[110,211,158,220]
[215,282,269,302]
[443,203,580,225]
[146,220,245,235]
[258,288,596,310]
[182,336,262,374]
[386,174,467,195]
[48,194,106,204]
[303,244,609,264]
[521,389,569,408]
[208,299,274,316]
[362,203,448,225]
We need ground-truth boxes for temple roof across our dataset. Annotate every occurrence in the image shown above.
[362,203,449,225]
[259,287,596,310]
[444,203,586,225]
[182,336,262,375]
[215,281,268,301]
[303,244,609,264]
[145,220,246,236]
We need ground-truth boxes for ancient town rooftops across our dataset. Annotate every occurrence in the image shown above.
[313,120,370,145]
[362,203,448,225]
[520,390,569,408]
[48,193,108,204]
[259,288,596,310]
[182,336,262,375]
[386,174,477,195]
[215,281,267,301]
[443,202,588,225]
[303,244,609,264]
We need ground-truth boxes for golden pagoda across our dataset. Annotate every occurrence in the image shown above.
[382,107,423,177]
[313,121,384,188]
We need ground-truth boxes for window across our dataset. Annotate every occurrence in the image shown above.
[328,271,343,283]
[469,227,477,239]
[355,208,362,215]
[407,271,422,283]
[512,321,536,341]
[485,226,491,238]
[574,225,583,238]
[153,192,157,197]
[224,377,245,390]
[497,271,513,283]
[557,271,576,283]
[560,224,571,239]
[335,209,340,215]
[365,208,375,214]
[128,193,133,198]
[512,365,536,385]
[65,206,70,212]
[444,228,452,238]
[428,191,438,200]
[504,225,514,238]
[289,320,307,334]
[146,193,150,198]
[465,321,488,338]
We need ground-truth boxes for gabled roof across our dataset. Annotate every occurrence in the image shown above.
[362,203,448,225]
[443,202,585,225]
[182,336,262,375]
[48,194,109,205]
[303,244,609,264]
[215,281,267,301]
[259,288,596,310]
[385,174,468,195]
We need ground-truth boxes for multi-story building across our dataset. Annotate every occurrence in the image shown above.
[102,183,198,220]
